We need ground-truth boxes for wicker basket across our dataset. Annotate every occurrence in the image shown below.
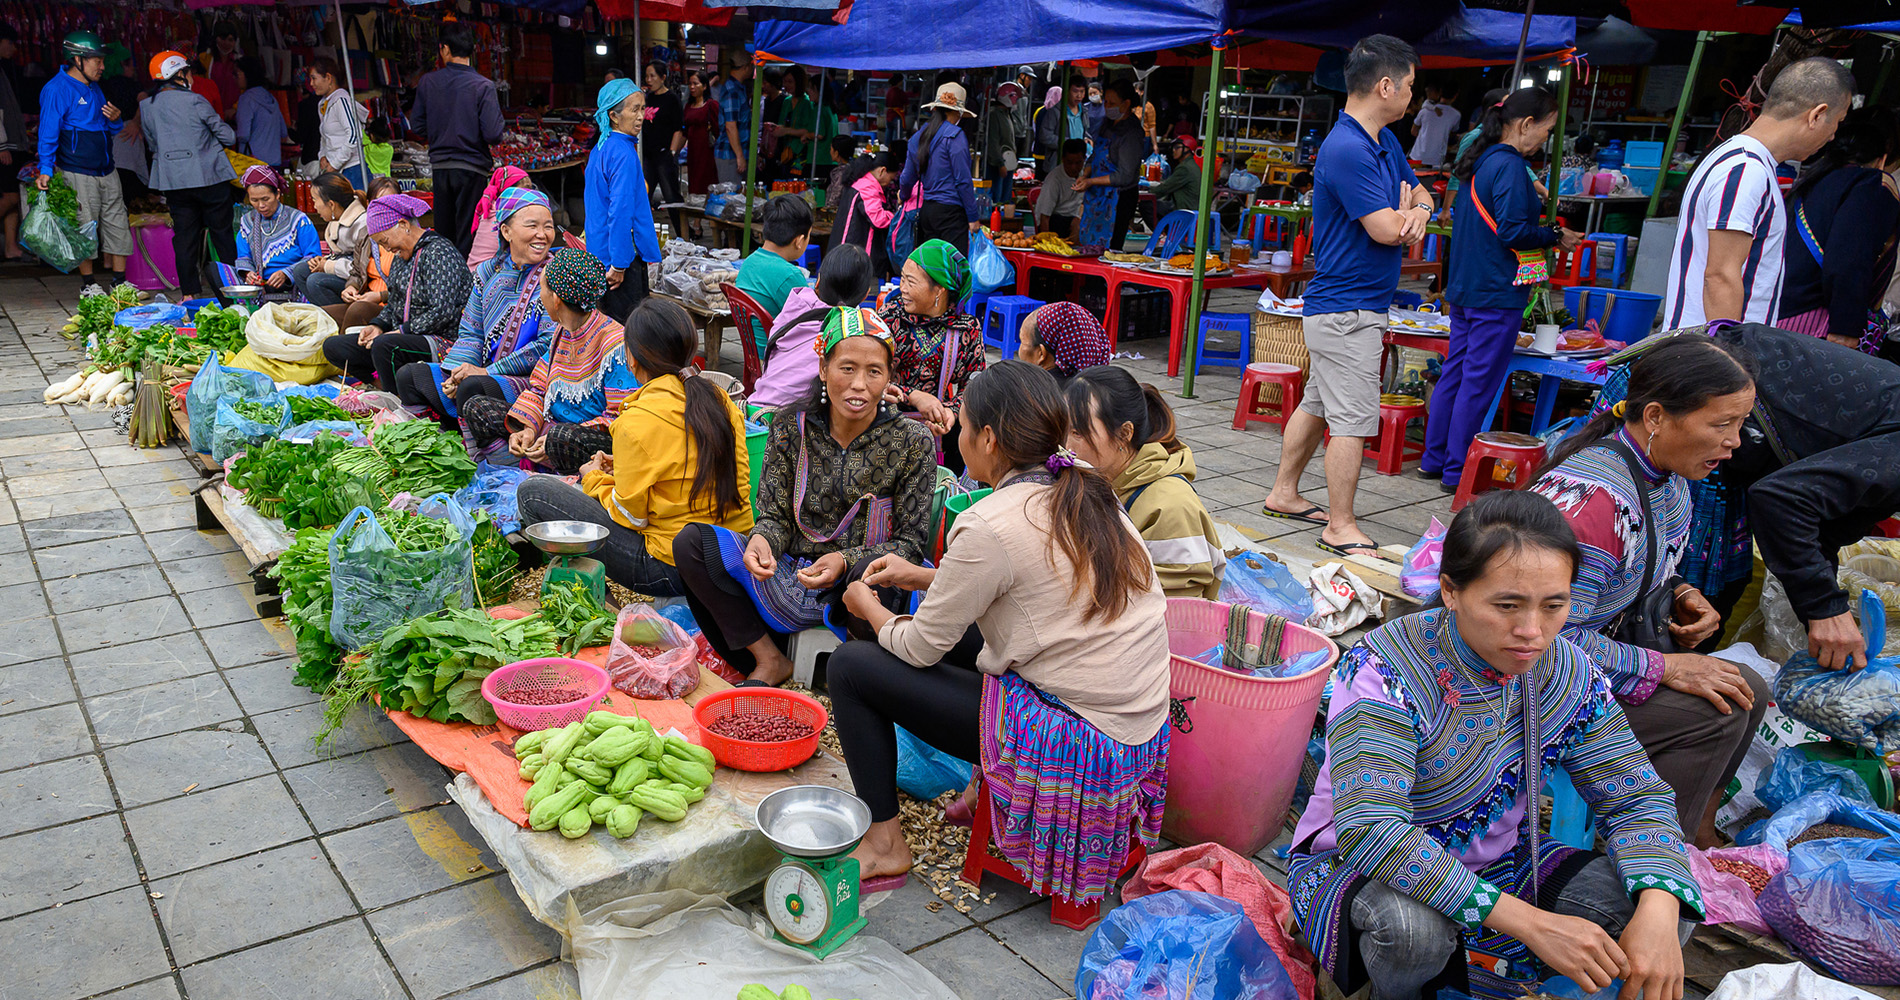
[1249,311,1310,408]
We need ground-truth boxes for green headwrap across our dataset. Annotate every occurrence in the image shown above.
[814,306,893,357]
[907,239,972,303]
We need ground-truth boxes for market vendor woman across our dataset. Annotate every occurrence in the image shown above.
[233,165,321,291]
[320,192,473,392]
[1291,490,1702,1000]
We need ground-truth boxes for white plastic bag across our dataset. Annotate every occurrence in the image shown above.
[1706,963,1882,1000]
[244,302,338,362]
[1306,562,1382,636]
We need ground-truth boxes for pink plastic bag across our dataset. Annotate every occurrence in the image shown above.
[606,603,699,699]
[1687,844,1786,936]
[1401,518,1447,600]
[1121,843,1318,1000]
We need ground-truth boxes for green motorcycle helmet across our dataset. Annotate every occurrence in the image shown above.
[62,31,105,62]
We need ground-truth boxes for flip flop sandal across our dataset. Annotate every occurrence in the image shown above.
[943,798,974,828]
[735,679,775,688]
[1260,503,1328,528]
[1317,539,1383,559]
[861,873,909,894]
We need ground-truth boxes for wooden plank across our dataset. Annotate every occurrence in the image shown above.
[193,484,276,575]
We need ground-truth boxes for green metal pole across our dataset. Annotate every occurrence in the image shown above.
[1648,31,1709,219]
[743,59,765,256]
[1181,42,1225,399]
[1546,61,1571,221]
[809,69,826,184]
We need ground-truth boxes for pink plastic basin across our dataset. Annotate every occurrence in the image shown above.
[1161,597,1340,856]
[126,223,179,292]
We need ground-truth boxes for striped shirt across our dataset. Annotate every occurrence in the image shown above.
[1664,134,1786,329]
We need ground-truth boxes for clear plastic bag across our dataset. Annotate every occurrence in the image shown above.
[1075,890,1297,1000]
[1760,837,1900,985]
[327,495,476,650]
[1775,592,1900,754]
[1401,517,1447,600]
[1841,539,1900,658]
[968,230,1015,294]
[209,395,290,465]
[279,420,367,445]
[1218,551,1313,621]
[452,462,531,536]
[20,188,96,273]
[606,604,698,699]
[186,355,274,454]
[1688,845,1773,935]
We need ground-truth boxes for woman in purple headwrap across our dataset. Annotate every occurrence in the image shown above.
[318,192,473,392]
[233,165,322,290]
[1013,302,1111,382]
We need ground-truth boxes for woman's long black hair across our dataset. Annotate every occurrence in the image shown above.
[624,298,745,519]
[776,244,874,337]
[1538,334,1755,474]
[1063,365,1181,453]
[1793,106,1900,199]
[1439,490,1582,593]
[1452,86,1559,184]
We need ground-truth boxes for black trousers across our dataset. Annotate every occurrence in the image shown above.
[321,333,435,394]
[645,150,685,238]
[395,367,508,428]
[1110,186,1139,253]
[916,200,970,257]
[828,630,986,822]
[166,183,236,297]
[598,259,651,325]
[431,166,484,258]
[517,474,686,597]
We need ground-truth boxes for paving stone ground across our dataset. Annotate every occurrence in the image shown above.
[0,270,1457,999]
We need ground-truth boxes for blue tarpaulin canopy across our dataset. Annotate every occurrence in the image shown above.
[1785,11,1900,33]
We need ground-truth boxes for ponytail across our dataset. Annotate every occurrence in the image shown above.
[1538,334,1755,476]
[1452,86,1558,184]
[969,361,1151,623]
[625,299,744,519]
[1064,365,1182,454]
[1140,383,1182,452]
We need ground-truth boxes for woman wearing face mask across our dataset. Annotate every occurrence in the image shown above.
[585,78,663,324]
[1421,87,1582,492]
[1146,137,1201,216]
[1291,490,1702,1000]
[1073,80,1145,251]
[878,240,987,473]
[393,188,558,447]
[672,307,937,687]
[319,192,473,391]
[1532,336,1769,849]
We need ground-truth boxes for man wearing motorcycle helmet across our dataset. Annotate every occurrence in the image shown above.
[141,51,237,299]
[35,30,130,293]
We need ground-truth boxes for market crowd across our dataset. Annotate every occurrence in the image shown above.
[10,17,1900,1000]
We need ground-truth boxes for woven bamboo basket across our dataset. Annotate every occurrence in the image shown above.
[1248,311,1310,408]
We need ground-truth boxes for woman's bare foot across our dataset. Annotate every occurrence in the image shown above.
[745,638,795,686]
[848,818,913,881]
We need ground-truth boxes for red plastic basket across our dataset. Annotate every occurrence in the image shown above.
[691,688,827,772]
[482,657,611,732]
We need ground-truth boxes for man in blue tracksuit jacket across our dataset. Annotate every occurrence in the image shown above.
[35,30,130,291]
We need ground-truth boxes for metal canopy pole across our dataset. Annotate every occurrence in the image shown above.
[633,1,642,83]
[809,68,826,181]
[334,0,366,176]
[742,55,764,256]
[1647,30,1710,219]
[1181,40,1225,399]
[1509,0,1538,89]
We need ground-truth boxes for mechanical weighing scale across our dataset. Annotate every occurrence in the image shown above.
[755,785,874,959]
[523,520,609,605]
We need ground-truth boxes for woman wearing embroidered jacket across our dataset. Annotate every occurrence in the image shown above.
[466,165,531,272]
[516,298,754,597]
[319,192,473,392]
[393,188,558,450]
[877,239,986,473]
[1291,490,1702,1000]
[492,248,640,476]
[673,307,937,687]
[1531,336,1769,848]
[233,165,322,290]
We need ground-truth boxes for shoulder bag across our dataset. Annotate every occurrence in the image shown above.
[1604,438,1679,654]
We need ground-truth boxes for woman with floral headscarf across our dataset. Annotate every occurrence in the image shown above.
[485,247,641,475]
[393,187,559,452]
[234,165,322,290]
[674,306,937,686]
[319,192,472,391]
[466,165,532,272]
[1015,302,1111,382]
[878,239,987,473]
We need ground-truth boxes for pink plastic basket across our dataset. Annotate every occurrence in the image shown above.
[1161,597,1340,856]
[481,657,611,732]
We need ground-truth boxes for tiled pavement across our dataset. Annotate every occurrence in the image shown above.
[0,272,1456,999]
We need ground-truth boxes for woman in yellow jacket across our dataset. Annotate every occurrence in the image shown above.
[516,297,753,596]
[1064,365,1225,598]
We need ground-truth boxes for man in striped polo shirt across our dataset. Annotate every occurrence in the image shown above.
[1663,57,1853,330]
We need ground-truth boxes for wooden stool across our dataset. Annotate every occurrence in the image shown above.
[1232,362,1304,431]
[1365,394,1427,476]
[961,776,1146,930]
[1451,431,1547,512]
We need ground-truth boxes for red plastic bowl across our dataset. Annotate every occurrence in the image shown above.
[692,688,827,772]
[482,657,610,732]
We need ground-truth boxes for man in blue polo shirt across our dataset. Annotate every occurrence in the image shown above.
[1263,34,1433,558]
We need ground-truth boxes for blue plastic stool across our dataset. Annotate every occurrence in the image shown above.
[964,289,991,326]
[1194,311,1253,371]
[1546,767,1594,849]
[800,244,824,272]
[983,295,1043,360]
[1585,233,1630,288]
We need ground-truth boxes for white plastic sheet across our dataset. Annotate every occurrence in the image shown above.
[1705,962,1881,1000]
[570,891,959,1000]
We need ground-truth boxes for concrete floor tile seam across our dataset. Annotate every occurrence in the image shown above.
[162,911,416,997]
[432,958,576,1000]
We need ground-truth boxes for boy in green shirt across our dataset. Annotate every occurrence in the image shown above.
[363,119,394,179]
[735,194,813,357]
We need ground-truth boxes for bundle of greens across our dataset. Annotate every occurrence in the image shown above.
[372,420,477,497]
[227,436,353,523]
[231,397,288,425]
[44,173,81,225]
[191,304,249,356]
[269,527,342,691]
[284,394,355,425]
[322,608,559,742]
[470,512,521,605]
[90,324,213,372]
[539,580,615,655]
[329,445,396,509]
[60,284,136,342]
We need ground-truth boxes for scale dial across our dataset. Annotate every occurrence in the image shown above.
[764,861,831,944]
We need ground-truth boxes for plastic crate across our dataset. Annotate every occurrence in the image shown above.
[1623,140,1664,169]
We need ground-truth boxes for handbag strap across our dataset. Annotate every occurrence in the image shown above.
[1605,438,1661,602]
[1793,200,1825,266]
[792,412,891,545]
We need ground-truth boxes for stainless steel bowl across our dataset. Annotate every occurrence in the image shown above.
[755,785,872,858]
[220,284,264,301]
[523,520,610,555]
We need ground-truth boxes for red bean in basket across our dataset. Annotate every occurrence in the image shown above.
[708,714,815,742]
[503,687,586,706]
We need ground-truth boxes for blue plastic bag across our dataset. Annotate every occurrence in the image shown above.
[452,462,532,536]
[280,420,368,446]
[1760,836,1900,985]
[1218,551,1312,621]
[1401,517,1447,600]
[1775,591,1900,754]
[209,396,291,465]
[1758,746,1873,813]
[968,230,1015,294]
[114,303,189,329]
[186,355,274,454]
[1075,890,1296,1000]
[1738,791,1900,852]
[895,726,974,801]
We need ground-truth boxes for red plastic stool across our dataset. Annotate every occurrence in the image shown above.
[960,776,1146,930]
[1365,394,1427,476]
[1451,431,1547,511]
[1232,362,1305,431]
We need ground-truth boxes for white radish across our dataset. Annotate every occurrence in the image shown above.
[44,372,84,402]
[86,371,126,404]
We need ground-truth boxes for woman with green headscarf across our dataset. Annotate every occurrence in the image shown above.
[879,239,988,473]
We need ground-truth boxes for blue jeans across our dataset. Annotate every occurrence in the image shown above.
[1421,302,1523,485]
[338,163,368,189]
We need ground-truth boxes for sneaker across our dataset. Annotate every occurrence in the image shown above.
[80,282,104,297]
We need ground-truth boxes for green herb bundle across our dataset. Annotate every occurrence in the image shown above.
[269,527,342,691]
[191,304,249,355]
[284,394,354,425]
[91,324,212,372]
[228,436,354,525]
[539,580,616,655]
[371,420,478,497]
[231,397,287,425]
[470,512,521,604]
[321,607,559,742]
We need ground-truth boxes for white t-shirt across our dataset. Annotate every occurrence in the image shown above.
[1036,164,1086,219]
[1663,134,1787,329]
[1410,102,1462,167]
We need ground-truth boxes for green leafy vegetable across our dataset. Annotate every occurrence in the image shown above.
[228,436,354,525]
[284,394,354,425]
[231,398,286,425]
[539,580,615,655]
[470,512,521,606]
[191,304,249,355]
[370,419,478,498]
[320,607,560,744]
[269,527,342,691]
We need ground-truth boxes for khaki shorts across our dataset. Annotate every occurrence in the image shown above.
[1299,309,1384,438]
[63,171,133,257]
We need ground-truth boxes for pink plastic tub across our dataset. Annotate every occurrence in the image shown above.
[126,223,179,292]
[1161,597,1340,856]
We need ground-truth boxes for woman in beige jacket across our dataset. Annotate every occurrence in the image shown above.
[832,360,1172,904]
